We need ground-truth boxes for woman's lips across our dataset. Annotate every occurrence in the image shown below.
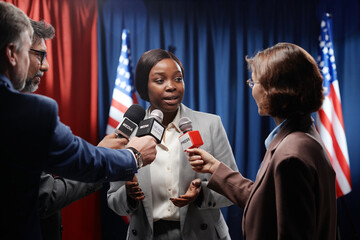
[163,96,179,105]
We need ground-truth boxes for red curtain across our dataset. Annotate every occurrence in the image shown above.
[6,0,100,239]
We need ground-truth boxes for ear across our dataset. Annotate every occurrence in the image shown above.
[5,43,17,67]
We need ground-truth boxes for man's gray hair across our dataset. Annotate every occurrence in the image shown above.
[0,2,32,51]
[30,19,55,44]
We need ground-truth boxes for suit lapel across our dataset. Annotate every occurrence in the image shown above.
[178,105,197,230]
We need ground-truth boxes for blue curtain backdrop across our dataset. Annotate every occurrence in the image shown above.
[97,0,360,239]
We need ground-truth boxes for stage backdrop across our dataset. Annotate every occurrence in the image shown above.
[7,0,360,239]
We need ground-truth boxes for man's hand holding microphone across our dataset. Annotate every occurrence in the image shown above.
[113,104,159,168]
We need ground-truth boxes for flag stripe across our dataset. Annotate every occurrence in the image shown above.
[110,98,129,114]
[318,109,351,184]
[106,125,115,135]
[108,106,123,125]
[112,88,133,108]
[107,116,120,129]
[335,179,343,197]
[321,96,350,162]
[329,83,344,127]
[316,114,352,196]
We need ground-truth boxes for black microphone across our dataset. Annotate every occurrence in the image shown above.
[178,117,204,151]
[115,104,146,139]
[135,109,165,143]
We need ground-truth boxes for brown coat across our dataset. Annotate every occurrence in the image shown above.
[208,116,337,240]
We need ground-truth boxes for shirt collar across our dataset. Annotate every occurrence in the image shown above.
[169,108,181,132]
[264,119,287,150]
[0,74,15,90]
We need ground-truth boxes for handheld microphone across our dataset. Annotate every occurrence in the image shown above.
[135,109,165,143]
[115,104,146,139]
[178,117,204,151]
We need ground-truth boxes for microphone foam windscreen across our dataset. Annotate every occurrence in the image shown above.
[179,117,193,133]
[124,104,146,124]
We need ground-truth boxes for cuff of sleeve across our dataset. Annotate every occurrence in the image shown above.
[208,162,230,190]
[126,149,138,173]
[126,149,137,166]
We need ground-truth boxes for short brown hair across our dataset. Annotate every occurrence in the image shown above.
[246,43,324,118]
[135,49,184,101]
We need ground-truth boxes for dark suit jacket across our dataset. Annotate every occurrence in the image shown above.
[0,74,137,239]
[38,173,103,240]
[208,116,337,240]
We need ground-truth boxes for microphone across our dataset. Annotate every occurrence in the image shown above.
[135,109,165,143]
[178,117,204,151]
[115,104,146,139]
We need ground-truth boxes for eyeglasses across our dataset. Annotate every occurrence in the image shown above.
[29,48,47,65]
[246,78,260,88]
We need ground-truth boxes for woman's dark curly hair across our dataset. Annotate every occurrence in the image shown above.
[135,49,184,101]
[246,43,324,118]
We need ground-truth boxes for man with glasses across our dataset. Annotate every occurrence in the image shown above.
[22,19,104,240]
[23,20,50,93]
[0,3,157,239]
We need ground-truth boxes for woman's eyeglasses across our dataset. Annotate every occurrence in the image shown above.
[29,48,47,65]
[246,78,260,88]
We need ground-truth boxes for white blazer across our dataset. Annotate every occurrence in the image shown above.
[107,104,238,240]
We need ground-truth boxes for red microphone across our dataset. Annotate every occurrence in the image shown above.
[178,117,203,151]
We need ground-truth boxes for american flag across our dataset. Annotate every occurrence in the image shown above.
[106,29,138,135]
[316,13,351,198]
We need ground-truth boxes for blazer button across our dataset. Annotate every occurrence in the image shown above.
[132,229,137,236]
[200,223,208,230]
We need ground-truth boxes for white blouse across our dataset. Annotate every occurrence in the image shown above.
[150,109,182,221]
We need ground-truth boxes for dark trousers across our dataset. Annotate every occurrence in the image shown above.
[153,220,181,240]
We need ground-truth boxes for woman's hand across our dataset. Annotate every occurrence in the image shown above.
[125,175,144,201]
[170,179,201,207]
[186,148,221,174]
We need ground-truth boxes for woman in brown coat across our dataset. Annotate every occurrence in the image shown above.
[187,43,337,240]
